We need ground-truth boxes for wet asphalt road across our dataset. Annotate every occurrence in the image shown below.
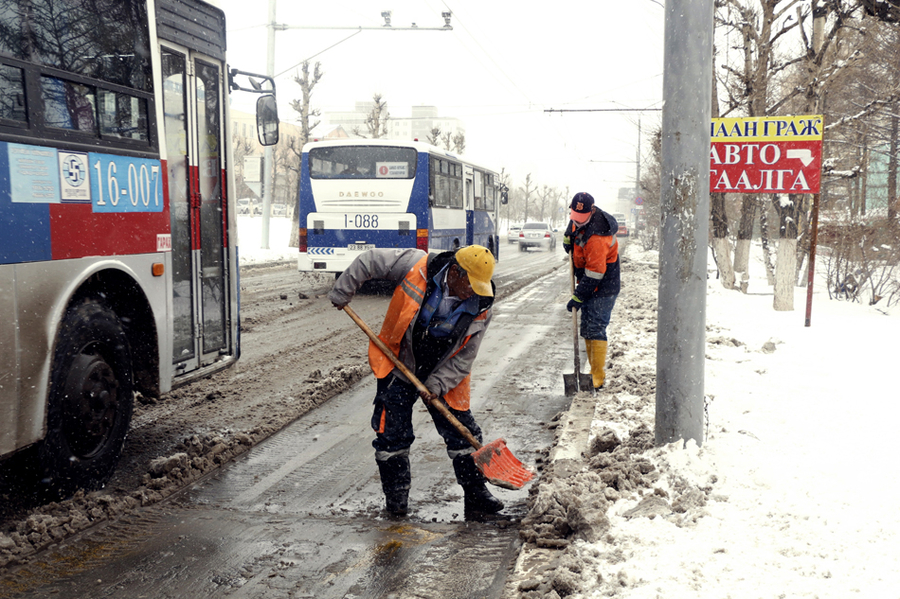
[2,245,579,599]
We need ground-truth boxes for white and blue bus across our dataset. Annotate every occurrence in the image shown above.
[0,0,278,495]
[297,139,507,273]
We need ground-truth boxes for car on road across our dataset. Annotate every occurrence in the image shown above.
[518,222,556,251]
[237,198,252,215]
[272,204,287,217]
[612,213,629,237]
[507,225,522,243]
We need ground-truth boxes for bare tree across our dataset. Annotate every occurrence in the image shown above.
[353,93,390,139]
[715,0,804,289]
[710,52,736,289]
[452,131,466,154]
[520,174,535,223]
[427,126,442,146]
[231,132,257,200]
[715,0,868,310]
[287,61,324,247]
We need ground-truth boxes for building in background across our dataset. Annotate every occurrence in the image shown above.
[321,101,464,145]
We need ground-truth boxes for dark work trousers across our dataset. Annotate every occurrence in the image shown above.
[371,373,483,461]
[580,293,618,340]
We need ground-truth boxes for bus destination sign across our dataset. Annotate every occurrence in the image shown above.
[709,115,823,194]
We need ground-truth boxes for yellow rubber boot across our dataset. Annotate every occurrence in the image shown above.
[586,339,608,389]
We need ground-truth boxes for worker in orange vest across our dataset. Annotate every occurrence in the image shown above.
[562,192,621,390]
[329,245,502,517]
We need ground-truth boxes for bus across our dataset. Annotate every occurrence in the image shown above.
[0,0,278,495]
[296,139,508,274]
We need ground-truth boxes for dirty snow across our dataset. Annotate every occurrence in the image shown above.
[3,215,898,598]
[511,240,900,598]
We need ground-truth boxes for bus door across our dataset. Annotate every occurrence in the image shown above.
[464,166,475,245]
[161,45,230,374]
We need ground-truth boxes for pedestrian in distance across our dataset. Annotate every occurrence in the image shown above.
[562,192,621,391]
[329,245,504,517]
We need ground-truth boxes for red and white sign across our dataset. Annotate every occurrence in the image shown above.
[157,233,172,252]
[709,115,823,194]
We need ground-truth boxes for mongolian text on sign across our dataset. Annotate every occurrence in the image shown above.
[709,115,823,194]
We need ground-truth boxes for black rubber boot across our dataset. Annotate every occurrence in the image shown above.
[452,455,504,514]
[376,455,411,516]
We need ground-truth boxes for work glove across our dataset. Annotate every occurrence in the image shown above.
[563,236,572,254]
[566,296,582,312]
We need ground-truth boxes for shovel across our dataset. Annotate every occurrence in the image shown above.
[341,305,534,490]
[564,257,593,396]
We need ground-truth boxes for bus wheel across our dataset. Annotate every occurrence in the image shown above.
[37,300,134,498]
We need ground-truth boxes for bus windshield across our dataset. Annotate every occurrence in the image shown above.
[309,145,417,180]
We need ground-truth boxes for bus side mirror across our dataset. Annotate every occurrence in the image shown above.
[500,185,509,205]
[256,95,279,146]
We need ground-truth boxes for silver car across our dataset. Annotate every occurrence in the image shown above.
[507,225,521,243]
[518,222,556,251]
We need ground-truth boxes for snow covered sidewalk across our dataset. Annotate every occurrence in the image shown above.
[509,243,900,599]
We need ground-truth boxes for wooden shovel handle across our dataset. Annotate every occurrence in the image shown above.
[341,304,483,450]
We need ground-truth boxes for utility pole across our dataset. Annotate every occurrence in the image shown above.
[261,0,277,249]
[655,0,714,447]
[634,116,641,219]
[258,2,453,248]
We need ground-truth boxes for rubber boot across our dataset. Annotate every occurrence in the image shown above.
[452,455,503,514]
[376,455,411,516]
[586,339,608,390]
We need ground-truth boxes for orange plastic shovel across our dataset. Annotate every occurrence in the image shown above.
[342,305,534,490]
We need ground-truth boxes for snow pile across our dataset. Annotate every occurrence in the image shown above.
[510,241,900,598]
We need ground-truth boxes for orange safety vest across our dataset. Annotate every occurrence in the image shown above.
[368,253,481,410]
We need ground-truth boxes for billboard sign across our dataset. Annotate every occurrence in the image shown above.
[709,115,823,194]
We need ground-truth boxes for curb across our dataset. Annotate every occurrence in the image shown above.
[502,391,599,597]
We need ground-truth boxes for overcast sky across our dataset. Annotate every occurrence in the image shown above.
[214,0,665,211]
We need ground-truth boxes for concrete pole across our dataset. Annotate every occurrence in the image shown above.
[635,116,641,221]
[261,0,276,249]
[655,0,714,447]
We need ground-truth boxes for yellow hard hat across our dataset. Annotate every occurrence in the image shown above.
[455,245,495,297]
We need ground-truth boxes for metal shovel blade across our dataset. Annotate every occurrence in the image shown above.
[564,372,594,396]
[564,373,578,397]
[472,438,534,490]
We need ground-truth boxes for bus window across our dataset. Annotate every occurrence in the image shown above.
[98,89,149,141]
[19,0,153,92]
[474,170,485,210]
[0,64,26,123]
[41,77,98,133]
[485,174,496,211]
[450,163,463,208]
[309,145,416,179]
